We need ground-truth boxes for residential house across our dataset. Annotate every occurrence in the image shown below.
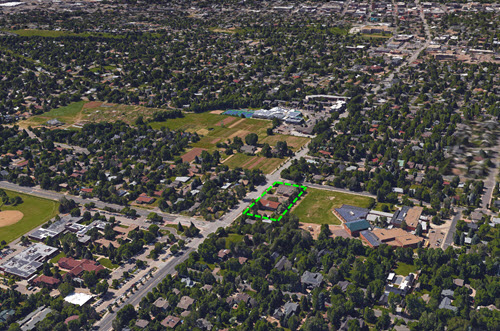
[153,297,169,310]
[301,271,323,288]
[177,296,195,310]
[259,199,281,211]
[161,316,181,328]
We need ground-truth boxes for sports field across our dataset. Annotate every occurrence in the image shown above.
[292,188,375,225]
[0,189,59,244]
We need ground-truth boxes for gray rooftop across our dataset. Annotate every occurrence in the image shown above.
[335,205,370,223]
[0,243,58,279]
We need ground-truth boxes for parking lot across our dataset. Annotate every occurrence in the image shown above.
[427,228,447,248]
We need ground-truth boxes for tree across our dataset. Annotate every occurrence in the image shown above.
[58,282,74,297]
[376,311,390,330]
[245,133,258,146]
[415,223,423,237]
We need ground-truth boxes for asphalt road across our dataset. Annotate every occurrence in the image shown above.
[442,208,463,249]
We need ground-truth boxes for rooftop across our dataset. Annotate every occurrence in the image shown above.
[335,205,370,223]
[64,292,94,306]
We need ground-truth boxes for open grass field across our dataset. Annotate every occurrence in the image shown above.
[394,262,417,276]
[98,257,119,269]
[20,101,86,127]
[0,189,59,244]
[224,233,244,249]
[50,251,66,264]
[292,188,375,225]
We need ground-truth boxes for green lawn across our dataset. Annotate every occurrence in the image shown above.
[150,112,233,132]
[373,202,396,212]
[50,251,66,264]
[394,262,417,276]
[225,233,244,249]
[0,189,59,244]
[98,258,119,269]
[21,101,86,127]
[292,188,375,225]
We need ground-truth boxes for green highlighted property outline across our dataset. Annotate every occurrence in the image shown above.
[242,181,307,222]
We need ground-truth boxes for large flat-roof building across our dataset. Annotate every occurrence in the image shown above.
[334,205,370,223]
[0,243,58,279]
[367,228,423,248]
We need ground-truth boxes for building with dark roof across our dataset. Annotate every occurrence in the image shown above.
[274,256,292,271]
[334,205,370,223]
[301,271,323,288]
[391,206,411,227]
[439,297,458,312]
[276,184,296,197]
[343,219,371,236]
[360,230,381,247]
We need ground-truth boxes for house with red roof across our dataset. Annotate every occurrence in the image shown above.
[260,199,281,211]
[32,275,60,288]
[58,257,105,277]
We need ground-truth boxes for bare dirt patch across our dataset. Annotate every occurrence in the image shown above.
[210,110,224,115]
[0,211,24,227]
[222,117,237,126]
[181,147,207,163]
[299,222,347,240]
[83,101,103,109]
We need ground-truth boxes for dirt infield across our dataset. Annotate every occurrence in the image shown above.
[83,101,103,109]
[222,117,237,126]
[181,147,207,163]
[0,211,24,227]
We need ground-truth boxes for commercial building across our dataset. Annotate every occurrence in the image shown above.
[365,228,423,248]
[0,243,58,279]
[334,205,370,223]
[343,219,371,236]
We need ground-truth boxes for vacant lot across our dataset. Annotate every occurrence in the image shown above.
[0,190,59,243]
[223,153,283,174]
[292,188,375,225]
